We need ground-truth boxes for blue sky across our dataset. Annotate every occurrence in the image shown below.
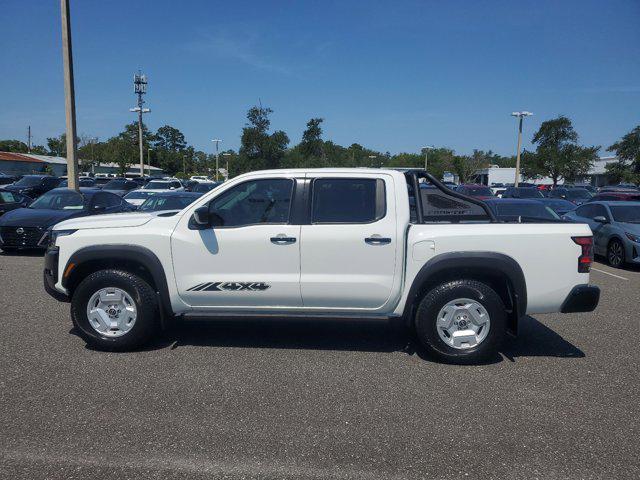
[0,0,638,156]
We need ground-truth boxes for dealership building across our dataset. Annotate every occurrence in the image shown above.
[0,151,163,177]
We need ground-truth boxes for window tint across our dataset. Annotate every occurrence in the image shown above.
[575,205,594,218]
[0,192,20,203]
[312,178,384,223]
[93,192,122,209]
[210,178,293,227]
[591,204,608,219]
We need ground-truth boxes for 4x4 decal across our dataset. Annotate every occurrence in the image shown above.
[187,282,271,292]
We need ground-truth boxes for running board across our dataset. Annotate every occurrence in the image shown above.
[181,311,398,322]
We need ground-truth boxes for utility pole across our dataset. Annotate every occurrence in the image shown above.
[511,111,533,187]
[27,126,32,153]
[130,72,150,177]
[60,0,79,190]
[222,152,232,180]
[211,139,222,181]
[147,148,152,176]
[422,145,434,171]
[183,155,187,174]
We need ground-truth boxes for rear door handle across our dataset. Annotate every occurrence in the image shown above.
[365,236,391,245]
[270,235,296,245]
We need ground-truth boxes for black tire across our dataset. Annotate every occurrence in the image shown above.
[71,269,159,351]
[414,279,506,364]
[607,239,625,268]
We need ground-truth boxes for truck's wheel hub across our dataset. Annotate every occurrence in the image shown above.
[436,298,491,349]
[86,287,137,338]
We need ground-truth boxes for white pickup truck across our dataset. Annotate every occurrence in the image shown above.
[44,169,600,363]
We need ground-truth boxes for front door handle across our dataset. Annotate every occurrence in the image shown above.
[270,235,297,245]
[365,236,391,245]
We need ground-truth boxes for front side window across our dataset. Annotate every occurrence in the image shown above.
[210,178,294,227]
[92,193,122,209]
[312,178,384,223]
[575,205,593,218]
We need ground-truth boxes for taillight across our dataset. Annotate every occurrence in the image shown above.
[572,236,593,273]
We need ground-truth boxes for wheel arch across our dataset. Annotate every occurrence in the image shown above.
[62,245,172,319]
[403,252,527,336]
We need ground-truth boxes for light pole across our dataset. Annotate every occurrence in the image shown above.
[511,111,533,187]
[211,139,222,181]
[130,72,150,176]
[422,145,435,171]
[182,155,187,175]
[222,152,232,180]
[60,0,79,191]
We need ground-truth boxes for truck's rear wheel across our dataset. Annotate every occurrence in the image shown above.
[71,269,159,351]
[414,279,506,364]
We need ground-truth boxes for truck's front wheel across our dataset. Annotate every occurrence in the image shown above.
[415,279,506,364]
[71,269,159,351]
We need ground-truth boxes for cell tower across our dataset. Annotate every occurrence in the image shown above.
[130,71,150,176]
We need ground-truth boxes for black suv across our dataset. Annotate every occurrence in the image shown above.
[3,175,62,198]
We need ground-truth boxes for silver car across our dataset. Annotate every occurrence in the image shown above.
[563,201,640,267]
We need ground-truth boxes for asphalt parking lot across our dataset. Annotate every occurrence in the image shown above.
[1,253,639,479]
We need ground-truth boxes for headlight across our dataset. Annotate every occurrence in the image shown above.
[40,229,77,248]
[626,232,640,243]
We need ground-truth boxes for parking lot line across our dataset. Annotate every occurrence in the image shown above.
[592,267,629,281]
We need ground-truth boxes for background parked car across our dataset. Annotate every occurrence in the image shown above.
[0,191,31,217]
[100,178,140,197]
[92,177,111,189]
[537,198,577,216]
[59,177,96,188]
[0,173,18,186]
[0,188,132,251]
[589,191,640,202]
[483,198,561,222]
[563,201,640,268]
[455,184,494,199]
[191,181,222,194]
[143,179,184,192]
[501,187,544,199]
[138,191,202,212]
[123,190,158,207]
[2,175,61,198]
[549,187,592,205]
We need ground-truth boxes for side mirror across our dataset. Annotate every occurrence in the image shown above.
[593,215,608,224]
[192,206,210,226]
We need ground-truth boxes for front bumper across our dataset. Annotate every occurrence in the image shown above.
[44,246,69,302]
[561,285,600,313]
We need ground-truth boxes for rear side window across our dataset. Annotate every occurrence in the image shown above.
[312,178,385,223]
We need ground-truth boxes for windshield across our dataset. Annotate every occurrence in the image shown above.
[103,179,129,189]
[495,203,559,220]
[566,189,592,200]
[516,188,543,198]
[465,187,493,196]
[14,176,44,187]
[145,181,172,189]
[125,191,156,199]
[610,205,640,223]
[29,191,85,210]
[192,183,219,193]
[139,196,196,211]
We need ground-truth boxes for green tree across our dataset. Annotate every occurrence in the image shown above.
[606,125,640,184]
[300,118,325,159]
[155,125,187,151]
[0,139,29,153]
[522,116,599,185]
[238,105,289,174]
[46,134,67,156]
[448,150,489,183]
